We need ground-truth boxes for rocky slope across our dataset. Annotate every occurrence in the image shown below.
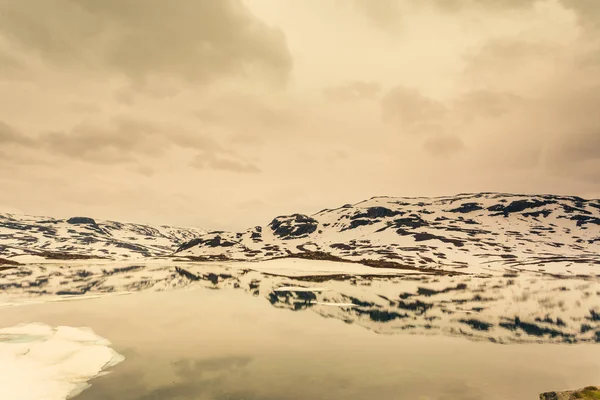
[0,213,205,261]
[176,193,600,275]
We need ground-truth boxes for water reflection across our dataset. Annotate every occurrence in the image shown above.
[125,357,254,400]
[0,288,598,400]
[2,262,600,344]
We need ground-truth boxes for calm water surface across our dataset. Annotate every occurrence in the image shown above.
[0,288,598,400]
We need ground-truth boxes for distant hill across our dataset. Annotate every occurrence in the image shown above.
[0,213,205,261]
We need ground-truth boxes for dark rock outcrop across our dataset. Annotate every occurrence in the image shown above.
[450,202,483,213]
[177,235,237,252]
[351,206,401,220]
[269,214,318,239]
[67,217,98,225]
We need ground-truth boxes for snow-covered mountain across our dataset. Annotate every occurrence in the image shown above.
[1,193,598,275]
[176,193,599,275]
[0,213,205,262]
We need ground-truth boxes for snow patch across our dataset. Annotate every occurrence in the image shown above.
[241,258,412,276]
[274,286,329,292]
[0,323,124,400]
[314,302,357,307]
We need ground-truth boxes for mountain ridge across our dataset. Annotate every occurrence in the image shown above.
[1,192,598,277]
[175,192,599,275]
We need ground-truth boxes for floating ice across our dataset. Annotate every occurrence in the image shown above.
[0,322,124,400]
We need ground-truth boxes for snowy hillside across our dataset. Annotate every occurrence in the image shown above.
[0,213,205,262]
[176,193,599,274]
[1,193,598,275]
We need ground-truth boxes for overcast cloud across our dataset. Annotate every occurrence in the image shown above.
[0,0,598,230]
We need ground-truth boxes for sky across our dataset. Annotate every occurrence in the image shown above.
[0,0,599,230]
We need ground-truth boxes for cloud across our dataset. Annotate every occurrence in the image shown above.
[0,0,292,85]
[422,0,600,33]
[37,117,220,163]
[0,121,31,145]
[558,0,600,30]
[352,0,402,29]
[465,40,550,67]
[464,40,578,96]
[190,152,260,174]
[70,102,101,115]
[378,79,593,165]
[379,86,475,157]
[0,52,24,77]
[547,130,600,164]
[0,116,259,173]
[1,0,599,228]
[423,135,465,157]
[197,92,296,132]
[381,86,523,133]
[428,0,537,12]
[350,0,599,41]
[453,90,523,121]
[323,81,381,102]
[352,0,538,29]
[452,27,600,179]
[543,126,600,183]
[381,86,447,135]
[544,130,600,183]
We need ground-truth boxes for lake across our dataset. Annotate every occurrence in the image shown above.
[1,286,599,400]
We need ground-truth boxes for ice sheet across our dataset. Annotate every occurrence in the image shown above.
[0,323,124,400]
